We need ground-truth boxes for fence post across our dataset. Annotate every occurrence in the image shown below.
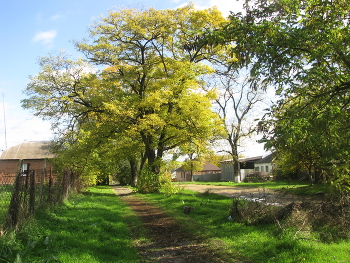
[62,170,70,200]
[29,170,36,215]
[4,160,23,230]
[22,163,31,214]
[38,160,46,207]
[48,167,53,204]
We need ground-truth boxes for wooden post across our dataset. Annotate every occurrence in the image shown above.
[22,163,30,213]
[38,160,46,207]
[29,170,36,215]
[4,160,23,230]
[48,167,53,203]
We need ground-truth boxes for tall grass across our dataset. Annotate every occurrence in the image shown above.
[1,186,141,263]
[141,189,350,263]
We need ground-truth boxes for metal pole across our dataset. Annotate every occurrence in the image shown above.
[2,93,7,149]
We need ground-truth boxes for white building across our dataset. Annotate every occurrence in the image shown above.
[254,153,275,174]
[220,156,262,183]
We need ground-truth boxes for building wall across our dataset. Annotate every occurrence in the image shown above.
[221,162,234,181]
[0,159,54,174]
[0,159,21,175]
[175,171,191,182]
[221,163,257,182]
[0,159,55,184]
[254,163,274,174]
[176,171,221,182]
[193,173,221,182]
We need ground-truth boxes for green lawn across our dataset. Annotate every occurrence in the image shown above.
[2,184,348,263]
[2,186,141,263]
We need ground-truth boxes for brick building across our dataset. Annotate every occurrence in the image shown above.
[0,141,55,183]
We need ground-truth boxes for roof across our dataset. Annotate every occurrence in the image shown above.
[175,161,221,172]
[255,153,274,164]
[0,141,55,160]
[201,161,221,172]
[221,156,263,164]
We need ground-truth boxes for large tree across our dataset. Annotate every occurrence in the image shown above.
[22,5,227,186]
[74,5,227,176]
[208,0,350,187]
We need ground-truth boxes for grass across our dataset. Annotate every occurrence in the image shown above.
[140,188,350,263]
[1,186,142,263]
[2,183,348,262]
[0,184,13,228]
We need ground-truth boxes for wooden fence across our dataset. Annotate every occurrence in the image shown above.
[0,162,76,231]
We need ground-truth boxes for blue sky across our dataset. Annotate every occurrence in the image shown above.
[0,0,268,156]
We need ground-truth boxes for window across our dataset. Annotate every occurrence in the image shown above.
[22,164,28,175]
[261,166,264,172]
[266,166,269,172]
[255,167,259,171]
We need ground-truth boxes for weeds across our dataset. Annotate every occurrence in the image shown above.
[228,190,350,242]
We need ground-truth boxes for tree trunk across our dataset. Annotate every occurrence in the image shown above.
[233,159,241,183]
[129,159,138,187]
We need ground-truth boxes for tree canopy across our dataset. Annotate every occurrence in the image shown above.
[211,0,350,188]
[22,5,228,187]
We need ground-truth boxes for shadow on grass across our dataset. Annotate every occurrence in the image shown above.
[20,187,139,263]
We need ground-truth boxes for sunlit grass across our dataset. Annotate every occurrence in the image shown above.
[10,186,141,263]
[141,188,350,263]
[0,184,13,227]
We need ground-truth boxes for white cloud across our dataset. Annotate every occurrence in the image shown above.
[51,13,63,20]
[0,116,53,150]
[0,103,53,150]
[32,30,57,45]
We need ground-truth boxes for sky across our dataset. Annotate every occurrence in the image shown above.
[0,0,268,157]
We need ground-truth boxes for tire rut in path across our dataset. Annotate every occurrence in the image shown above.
[112,186,235,263]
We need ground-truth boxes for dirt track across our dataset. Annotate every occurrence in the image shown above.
[111,184,311,262]
[112,185,237,263]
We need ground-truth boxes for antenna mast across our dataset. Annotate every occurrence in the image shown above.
[2,93,7,149]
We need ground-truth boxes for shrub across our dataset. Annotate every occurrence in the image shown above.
[159,173,182,197]
[136,168,160,193]
[229,191,350,242]
[244,171,273,183]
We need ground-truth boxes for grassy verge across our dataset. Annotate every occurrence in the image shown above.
[1,186,142,263]
[140,188,350,263]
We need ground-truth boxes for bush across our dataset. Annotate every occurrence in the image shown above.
[229,191,350,242]
[244,171,273,183]
[229,193,282,225]
[136,168,160,193]
[159,173,182,197]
